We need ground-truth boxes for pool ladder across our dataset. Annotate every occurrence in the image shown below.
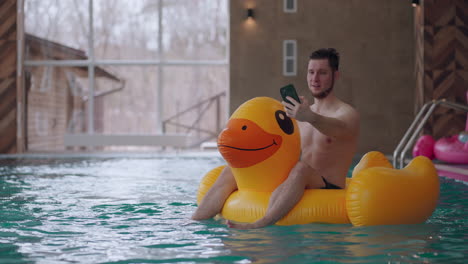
[393,99,468,169]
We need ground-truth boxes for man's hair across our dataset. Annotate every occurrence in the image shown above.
[309,48,340,71]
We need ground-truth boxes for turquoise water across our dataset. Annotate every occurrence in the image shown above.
[0,154,466,263]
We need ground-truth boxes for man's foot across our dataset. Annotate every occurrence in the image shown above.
[226,219,269,229]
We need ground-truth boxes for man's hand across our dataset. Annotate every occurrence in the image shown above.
[282,95,311,122]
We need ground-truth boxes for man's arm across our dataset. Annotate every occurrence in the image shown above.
[302,108,359,139]
[283,96,359,139]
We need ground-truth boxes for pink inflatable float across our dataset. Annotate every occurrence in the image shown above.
[413,92,468,164]
[433,134,468,164]
[412,135,435,160]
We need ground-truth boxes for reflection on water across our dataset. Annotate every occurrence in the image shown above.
[0,156,466,263]
[222,223,456,263]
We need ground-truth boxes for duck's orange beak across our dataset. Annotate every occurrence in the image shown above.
[218,118,282,168]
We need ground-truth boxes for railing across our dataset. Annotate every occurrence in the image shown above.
[64,91,226,149]
[162,91,226,148]
[393,99,468,169]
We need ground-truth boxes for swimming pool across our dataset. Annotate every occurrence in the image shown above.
[0,153,466,263]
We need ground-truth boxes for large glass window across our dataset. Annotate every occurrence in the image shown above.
[23,0,228,151]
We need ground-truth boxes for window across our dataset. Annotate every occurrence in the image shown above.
[23,0,228,148]
[39,66,53,92]
[283,40,297,76]
[284,0,297,13]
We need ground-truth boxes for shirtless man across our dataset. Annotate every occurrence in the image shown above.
[192,48,360,229]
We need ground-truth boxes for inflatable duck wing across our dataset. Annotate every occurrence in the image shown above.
[346,151,439,226]
[196,97,440,226]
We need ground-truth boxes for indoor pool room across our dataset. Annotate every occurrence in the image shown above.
[1,0,468,263]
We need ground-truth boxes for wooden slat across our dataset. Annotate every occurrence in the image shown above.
[416,0,468,138]
[0,0,17,153]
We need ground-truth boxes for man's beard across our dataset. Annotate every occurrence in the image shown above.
[312,72,335,99]
[312,85,333,99]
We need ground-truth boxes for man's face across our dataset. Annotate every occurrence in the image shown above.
[307,59,335,99]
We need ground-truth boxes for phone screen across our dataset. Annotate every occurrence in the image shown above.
[280,84,301,105]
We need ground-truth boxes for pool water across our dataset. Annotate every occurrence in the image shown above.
[0,154,466,263]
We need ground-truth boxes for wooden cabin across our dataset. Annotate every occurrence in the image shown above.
[24,34,123,152]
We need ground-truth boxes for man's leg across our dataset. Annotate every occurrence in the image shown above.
[227,161,324,229]
[192,166,238,220]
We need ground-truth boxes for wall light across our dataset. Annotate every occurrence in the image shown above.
[412,0,420,7]
[247,8,254,19]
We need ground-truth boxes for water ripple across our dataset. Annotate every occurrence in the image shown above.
[0,156,466,263]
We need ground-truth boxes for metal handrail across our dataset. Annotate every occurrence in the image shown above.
[393,99,468,169]
[162,91,226,144]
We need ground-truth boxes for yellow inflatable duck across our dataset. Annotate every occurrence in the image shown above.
[196,97,440,226]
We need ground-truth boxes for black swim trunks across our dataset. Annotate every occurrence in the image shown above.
[321,177,342,189]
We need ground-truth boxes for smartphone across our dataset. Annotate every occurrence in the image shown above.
[280,84,301,105]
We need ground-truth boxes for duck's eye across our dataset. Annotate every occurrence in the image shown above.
[275,110,294,135]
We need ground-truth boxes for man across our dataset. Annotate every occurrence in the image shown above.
[192,48,360,229]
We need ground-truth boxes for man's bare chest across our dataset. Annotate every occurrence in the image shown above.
[300,125,335,149]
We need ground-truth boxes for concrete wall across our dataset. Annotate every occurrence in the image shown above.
[230,0,415,154]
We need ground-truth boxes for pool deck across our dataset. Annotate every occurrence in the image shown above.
[434,163,468,182]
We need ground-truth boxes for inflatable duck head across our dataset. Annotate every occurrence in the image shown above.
[218,97,301,192]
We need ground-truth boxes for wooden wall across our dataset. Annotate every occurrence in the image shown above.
[415,0,468,138]
[0,0,19,154]
[26,66,71,151]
